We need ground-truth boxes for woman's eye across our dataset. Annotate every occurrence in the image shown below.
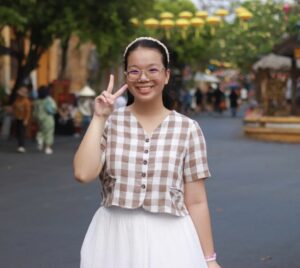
[149,68,159,73]
[129,70,140,75]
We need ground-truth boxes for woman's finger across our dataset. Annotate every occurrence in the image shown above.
[102,91,111,98]
[107,74,114,93]
[113,84,128,98]
[98,95,108,103]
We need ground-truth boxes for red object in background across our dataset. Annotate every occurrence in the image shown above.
[51,79,71,103]
[283,3,291,14]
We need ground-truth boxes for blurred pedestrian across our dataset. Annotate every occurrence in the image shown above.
[74,37,221,268]
[78,86,95,134]
[33,85,57,154]
[181,87,192,115]
[229,89,239,117]
[213,84,225,114]
[12,86,31,153]
[56,102,75,135]
[194,86,204,113]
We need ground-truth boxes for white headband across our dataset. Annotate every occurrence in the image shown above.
[123,36,170,64]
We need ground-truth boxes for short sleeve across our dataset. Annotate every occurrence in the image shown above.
[100,120,109,167]
[183,121,211,183]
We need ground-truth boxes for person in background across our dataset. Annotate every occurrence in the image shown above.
[229,89,239,117]
[74,37,221,268]
[33,85,57,154]
[12,86,31,153]
[77,86,96,135]
[194,86,204,113]
[213,84,225,115]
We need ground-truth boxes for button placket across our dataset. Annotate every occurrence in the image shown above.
[141,136,150,191]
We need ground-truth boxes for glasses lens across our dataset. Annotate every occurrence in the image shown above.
[126,67,164,81]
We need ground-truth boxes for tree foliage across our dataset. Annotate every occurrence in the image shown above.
[0,0,153,100]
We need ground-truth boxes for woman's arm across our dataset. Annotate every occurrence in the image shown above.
[184,180,221,268]
[73,115,108,183]
[73,75,127,183]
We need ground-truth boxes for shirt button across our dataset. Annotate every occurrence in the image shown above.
[141,184,146,189]
[144,150,149,154]
[142,173,146,177]
[145,138,150,142]
[143,160,147,165]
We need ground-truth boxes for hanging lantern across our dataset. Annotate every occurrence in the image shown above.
[160,12,174,20]
[190,17,204,38]
[206,16,221,25]
[144,18,160,29]
[206,16,221,35]
[175,18,190,39]
[238,11,253,30]
[130,18,139,27]
[215,9,229,18]
[179,11,193,19]
[195,11,208,19]
[238,11,253,21]
[235,7,248,15]
[160,19,175,39]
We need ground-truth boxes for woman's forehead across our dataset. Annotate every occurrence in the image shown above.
[127,47,163,64]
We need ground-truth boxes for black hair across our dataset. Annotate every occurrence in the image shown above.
[38,85,50,99]
[123,38,174,110]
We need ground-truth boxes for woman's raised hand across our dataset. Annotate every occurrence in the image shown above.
[94,75,128,118]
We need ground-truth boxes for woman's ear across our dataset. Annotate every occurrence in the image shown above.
[165,69,170,85]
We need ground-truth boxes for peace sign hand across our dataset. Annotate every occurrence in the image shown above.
[94,74,128,118]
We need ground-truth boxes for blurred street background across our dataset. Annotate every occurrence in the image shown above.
[1,0,300,267]
[1,109,300,268]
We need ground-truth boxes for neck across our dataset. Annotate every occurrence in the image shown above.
[131,98,167,116]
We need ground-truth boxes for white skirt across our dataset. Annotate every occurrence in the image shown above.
[80,206,208,268]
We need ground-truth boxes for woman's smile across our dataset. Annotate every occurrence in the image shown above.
[135,84,154,94]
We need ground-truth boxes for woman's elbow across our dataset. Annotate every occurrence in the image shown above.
[73,169,97,183]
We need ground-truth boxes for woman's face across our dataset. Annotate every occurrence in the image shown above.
[126,47,170,104]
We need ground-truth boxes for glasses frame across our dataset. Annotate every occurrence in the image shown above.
[124,67,166,82]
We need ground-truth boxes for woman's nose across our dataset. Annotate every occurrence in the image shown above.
[139,70,149,81]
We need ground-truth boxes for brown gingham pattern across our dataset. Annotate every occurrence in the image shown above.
[99,106,211,216]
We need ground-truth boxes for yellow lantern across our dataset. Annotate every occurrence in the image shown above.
[206,16,221,35]
[179,11,193,19]
[175,18,190,39]
[160,19,175,39]
[160,12,174,20]
[238,11,253,21]
[190,17,204,38]
[195,11,208,19]
[238,11,253,30]
[215,9,229,18]
[144,18,160,29]
[206,16,221,25]
[235,7,248,14]
[130,18,139,27]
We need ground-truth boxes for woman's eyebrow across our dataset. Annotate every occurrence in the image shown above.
[127,63,160,68]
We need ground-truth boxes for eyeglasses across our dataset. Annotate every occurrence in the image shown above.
[124,67,165,81]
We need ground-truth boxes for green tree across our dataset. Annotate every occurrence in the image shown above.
[209,1,289,72]
[0,0,153,102]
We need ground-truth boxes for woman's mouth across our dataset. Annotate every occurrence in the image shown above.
[136,85,153,94]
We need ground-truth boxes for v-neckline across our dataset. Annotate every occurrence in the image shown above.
[126,106,174,137]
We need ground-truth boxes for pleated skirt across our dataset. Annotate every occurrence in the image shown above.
[80,206,208,268]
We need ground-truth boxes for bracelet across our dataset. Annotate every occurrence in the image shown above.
[205,252,217,262]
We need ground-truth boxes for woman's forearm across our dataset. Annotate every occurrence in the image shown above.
[187,202,215,257]
[73,115,107,183]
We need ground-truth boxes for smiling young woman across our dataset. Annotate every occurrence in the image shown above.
[74,37,221,268]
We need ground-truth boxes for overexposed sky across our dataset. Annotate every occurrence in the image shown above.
[191,0,295,12]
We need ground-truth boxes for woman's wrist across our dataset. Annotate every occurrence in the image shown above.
[205,252,217,262]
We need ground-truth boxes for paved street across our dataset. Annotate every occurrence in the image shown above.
[0,111,299,268]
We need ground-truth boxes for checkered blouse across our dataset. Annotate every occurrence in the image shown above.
[99,106,211,216]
